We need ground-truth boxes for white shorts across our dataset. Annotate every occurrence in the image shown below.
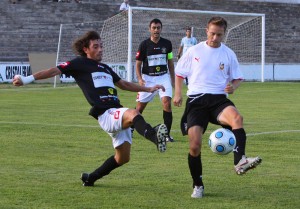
[136,73,173,103]
[98,108,132,148]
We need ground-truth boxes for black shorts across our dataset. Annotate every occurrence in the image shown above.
[182,94,235,134]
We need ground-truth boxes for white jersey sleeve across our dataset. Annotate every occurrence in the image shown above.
[175,47,193,79]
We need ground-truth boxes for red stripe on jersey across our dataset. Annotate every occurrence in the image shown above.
[176,75,185,79]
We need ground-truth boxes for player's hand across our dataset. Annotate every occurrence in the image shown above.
[225,83,235,94]
[173,95,183,107]
[13,75,24,86]
[138,79,146,86]
[149,85,165,92]
[13,75,35,86]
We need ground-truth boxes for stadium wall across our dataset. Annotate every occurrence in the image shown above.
[1,62,299,83]
[0,0,299,81]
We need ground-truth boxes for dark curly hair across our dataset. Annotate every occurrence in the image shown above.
[72,31,101,57]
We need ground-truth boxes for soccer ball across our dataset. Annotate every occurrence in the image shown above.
[208,128,236,155]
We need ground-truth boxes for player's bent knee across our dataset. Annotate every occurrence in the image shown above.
[115,156,130,165]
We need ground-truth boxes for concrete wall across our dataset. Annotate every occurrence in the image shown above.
[0,0,299,65]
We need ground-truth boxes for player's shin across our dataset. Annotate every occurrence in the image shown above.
[232,128,247,165]
[132,115,156,143]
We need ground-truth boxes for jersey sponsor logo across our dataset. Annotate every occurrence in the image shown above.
[156,66,161,72]
[194,57,200,62]
[59,61,70,68]
[219,62,225,70]
[92,72,114,88]
[147,54,167,66]
[161,47,167,53]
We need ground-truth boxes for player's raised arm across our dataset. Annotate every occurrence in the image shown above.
[13,67,61,86]
[115,79,165,93]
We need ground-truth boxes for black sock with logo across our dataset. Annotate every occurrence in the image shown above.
[232,128,246,165]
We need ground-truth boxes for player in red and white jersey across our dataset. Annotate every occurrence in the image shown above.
[174,17,262,198]
[12,30,168,187]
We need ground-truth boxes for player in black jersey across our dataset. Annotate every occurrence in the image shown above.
[13,30,168,187]
[135,18,175,142]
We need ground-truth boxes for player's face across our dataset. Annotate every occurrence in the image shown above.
[84,39,103,62]
[206,24,225,48]
[149,23,162,39]
[186,30,192,38]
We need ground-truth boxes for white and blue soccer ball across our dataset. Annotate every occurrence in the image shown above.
[208,128,236,155]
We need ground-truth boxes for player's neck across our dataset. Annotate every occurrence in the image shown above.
[151,36,160,43]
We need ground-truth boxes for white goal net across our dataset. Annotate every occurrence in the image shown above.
[101,7,265,82]
[56,7,265,85]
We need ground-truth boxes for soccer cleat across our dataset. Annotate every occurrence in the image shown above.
[191,186,204,198]
[153,124,168,152]
[80,173,94,186]
[234,156,262,175]
[165,135,175,142]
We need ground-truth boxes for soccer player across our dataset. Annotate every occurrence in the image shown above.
[119,0,129,12]
[177,26,197,60]
[13,30,168,187]
[177,26,197,85]
[173,17,262,198]
[135,18,175,142]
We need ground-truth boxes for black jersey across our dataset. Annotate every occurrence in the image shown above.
[57,57,123,119]
[136,37,172,76]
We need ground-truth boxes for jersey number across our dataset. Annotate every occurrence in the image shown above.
[114,110,120,119]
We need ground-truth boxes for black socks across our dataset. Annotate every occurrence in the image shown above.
[232,128,247,165]
[163,110,173,136]
[88,155,120,182]
[132,115,156,143]
[188,153,204,188]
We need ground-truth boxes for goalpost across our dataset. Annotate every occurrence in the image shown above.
[56,7,265,86]
[100,7,265,82]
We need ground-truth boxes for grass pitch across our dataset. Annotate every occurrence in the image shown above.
[0,82,299,209]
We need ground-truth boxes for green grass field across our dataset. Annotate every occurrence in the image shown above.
[0,82,299,209]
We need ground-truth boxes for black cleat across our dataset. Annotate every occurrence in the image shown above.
[80,173,94,186]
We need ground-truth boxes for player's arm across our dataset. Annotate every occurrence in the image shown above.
[168,53,175,88]
[177,46,183,60]
[173,75,184,107]
[225,79,243,94]
[115,79,165,93]
[135,60,145,86]
[13,67,61,86]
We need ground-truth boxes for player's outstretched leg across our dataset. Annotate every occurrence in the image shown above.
[132,115,168,152]
[234,156,262,175]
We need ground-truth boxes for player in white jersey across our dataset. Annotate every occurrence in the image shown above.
[174,17,262,198]
[177,26,197,60]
